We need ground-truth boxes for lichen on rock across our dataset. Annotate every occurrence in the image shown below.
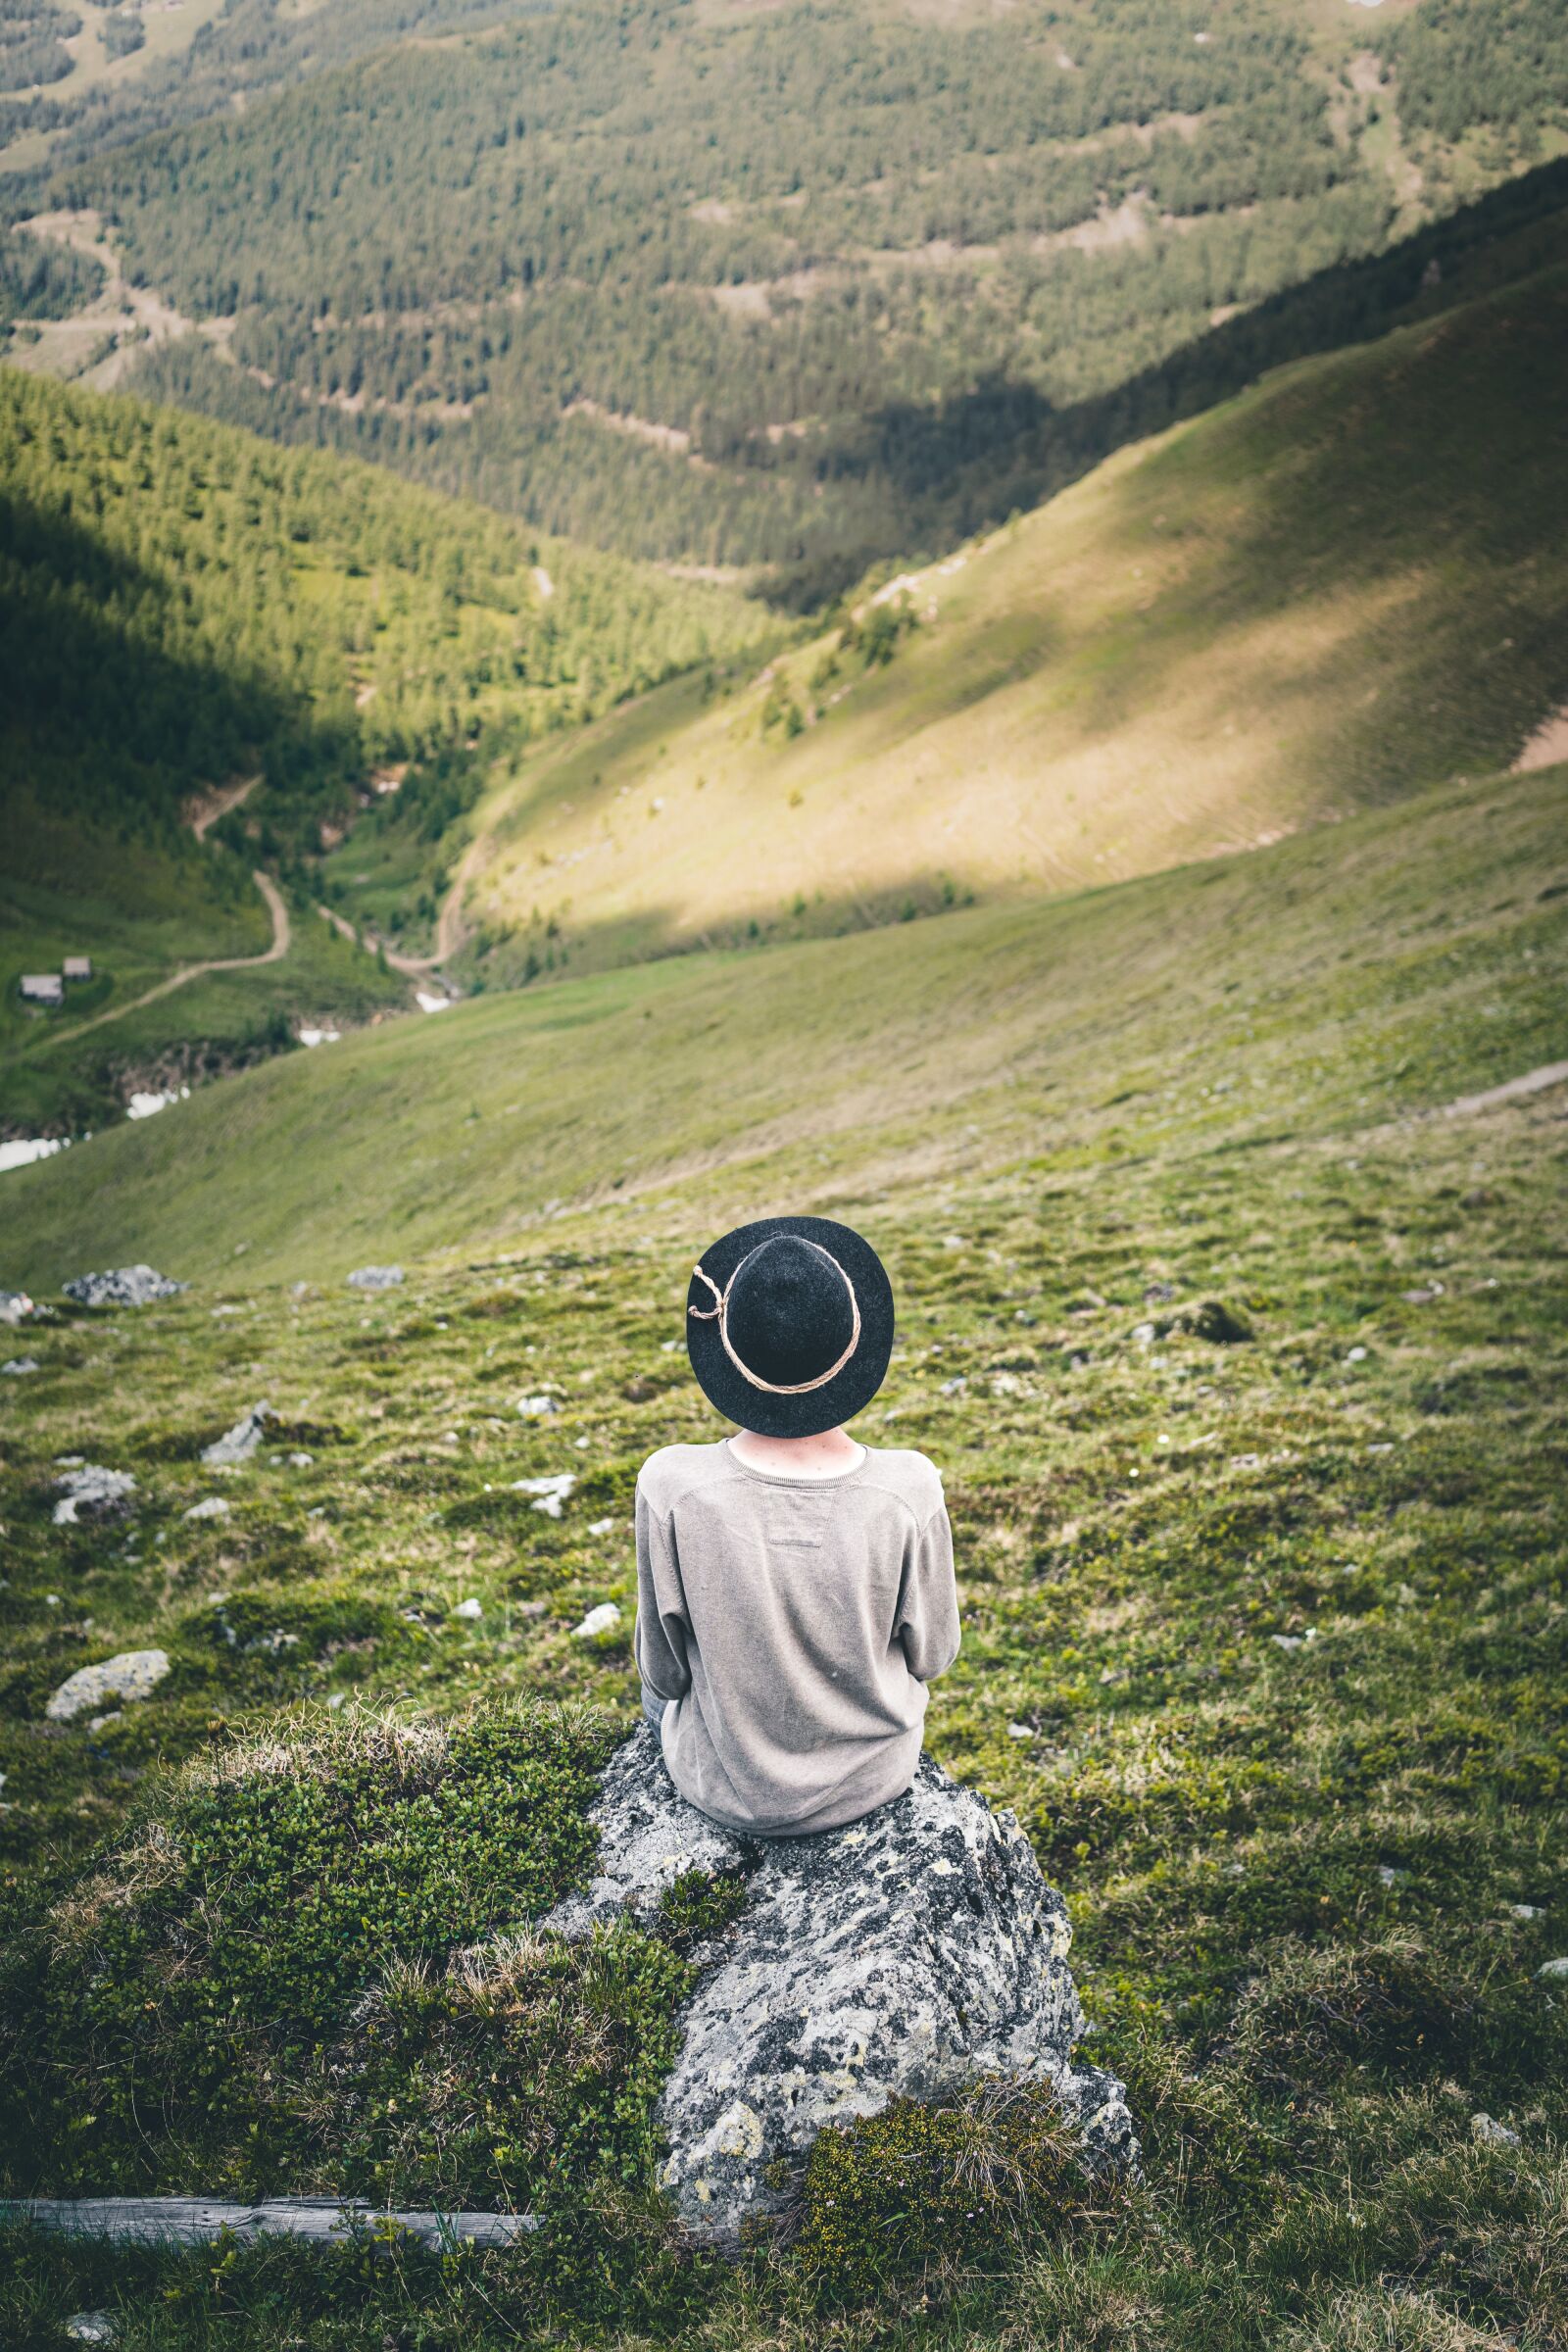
[541,1727,1137,2247]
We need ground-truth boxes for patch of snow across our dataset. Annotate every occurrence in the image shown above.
[416,991,452,1014]
[0,1137,67,1173]
[126,1086,191,1119]
[47,1648,170,1722]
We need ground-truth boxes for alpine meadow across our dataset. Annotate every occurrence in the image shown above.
[2,0,1567,2347]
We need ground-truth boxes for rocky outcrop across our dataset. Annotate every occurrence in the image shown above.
[541,1729,1137,2248]
[201,1403,271,1466]
[346,1265,404,1292]
[63,1268,186,1309]
[53,1464,137,1524]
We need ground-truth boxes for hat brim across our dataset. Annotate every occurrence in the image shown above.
[685,1215,895,1439]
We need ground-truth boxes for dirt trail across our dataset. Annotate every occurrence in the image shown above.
[46,872,291,1049]
[318,825,480,975]
[187,774,261,842]
[14,210,212,391]
[1442,1060,1568,1117]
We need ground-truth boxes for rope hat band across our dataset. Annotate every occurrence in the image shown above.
[689,1238,861,1396]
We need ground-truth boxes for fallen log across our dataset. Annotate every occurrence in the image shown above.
[0,2197,537,2250]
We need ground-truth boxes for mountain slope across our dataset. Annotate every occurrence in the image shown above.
[36,0,1568,590]
[414,254,1568,982]
[0,366,773,1132]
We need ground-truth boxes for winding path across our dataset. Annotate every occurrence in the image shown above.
[44,871,291,1049]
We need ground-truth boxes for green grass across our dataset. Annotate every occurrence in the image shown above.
[443,255,1568,982]
[0,752,1564,2346]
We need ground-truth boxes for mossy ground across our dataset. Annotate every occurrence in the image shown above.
[0,763,1565,2345]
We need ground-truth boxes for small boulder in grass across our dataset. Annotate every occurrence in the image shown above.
[202,1402,271,1466]
[65,2316,118,2345]
[572,1602,622,1640]
[347,1264,404,1292]
[54,1464,137,1524]
[47,1648,171,1723]
[516,1392,560,1420]
[63,1266,186,1309]
[184,1495,231,1522]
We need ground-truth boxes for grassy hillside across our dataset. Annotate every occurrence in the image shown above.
[32,0,1565,590]
[0,757,1564,2346]
[390,255,1568,980]
[4,759,1563,1288]
[0,365,771,1133]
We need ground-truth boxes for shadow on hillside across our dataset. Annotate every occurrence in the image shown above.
[0,490,351,870]
[766,159,1568,609]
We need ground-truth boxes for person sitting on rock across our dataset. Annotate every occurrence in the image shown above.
[634,1215,959,1836]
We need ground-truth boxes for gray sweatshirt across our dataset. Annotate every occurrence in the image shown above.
[633,1439,959,1837]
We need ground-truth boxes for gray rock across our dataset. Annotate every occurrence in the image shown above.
[201,1402,271,1466]
[64,2315,118,2344]
[347,1264,404,1292]
[540,1731,1137,2248]
[0,1288,35,1325]
[62,1267,186,1309]
[2,1355,38,1374]
[1470,2111,1520,2147]
[183,1496,231,1521]
[46,1648,171,1723]
[54,1464,137,1525]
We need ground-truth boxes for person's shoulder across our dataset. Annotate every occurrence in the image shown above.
[856,1445,947,1522]
[637,1442,732,1512]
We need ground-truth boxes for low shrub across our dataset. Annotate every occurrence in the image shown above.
[793,2079,1114,2302]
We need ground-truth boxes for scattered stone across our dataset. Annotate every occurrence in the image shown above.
[1511,1903,1544,1921]
[1376,1864,1408,1888]
[1132,1321,1156,1346]
[183,1496,230,1522]
[513,1473,575,1516]
[1471,2112,1520,2147]
[516,1393,560,1419]
[1403,1282,1446,1305]
[53,1465,137,1525]
[64,2314,119,2344]
[63,1266,186,1309]
[201,1402,271,1466]
[86,1711,122,1734]
[288,1451,314,1468]
[453,1597,484,1622]
[326,1691,347,1709]
[938,1375,966,1396]
[941,1234,967,1250]
[1347,1345,1368,1362]
[2,1355,38,1374]
[1143,1281,1176,1304]
[46,1649,171,1723]
[0,1288,35,1324]
[347,1264,405,1291]
[1006,1722,1035,1740]
[1269,1629,1315,1652]
[1536,1956,1568,1981]
[991,1371,1023,1396]
[571,1602,622,1640]
[588,1515,616,1536]
[211,1304,241,1318]
[540,1733,1137,2247]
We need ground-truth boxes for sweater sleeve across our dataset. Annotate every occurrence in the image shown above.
[895,1497,960,1684]
[633,1473,693,1703]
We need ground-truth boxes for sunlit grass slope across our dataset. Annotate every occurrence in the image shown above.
[4,760,1564,1292]
[448,260,1568,980]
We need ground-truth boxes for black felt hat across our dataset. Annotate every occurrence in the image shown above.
[684,1215,895,1439]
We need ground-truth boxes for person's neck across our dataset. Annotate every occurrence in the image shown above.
[729,1425,862,1480]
